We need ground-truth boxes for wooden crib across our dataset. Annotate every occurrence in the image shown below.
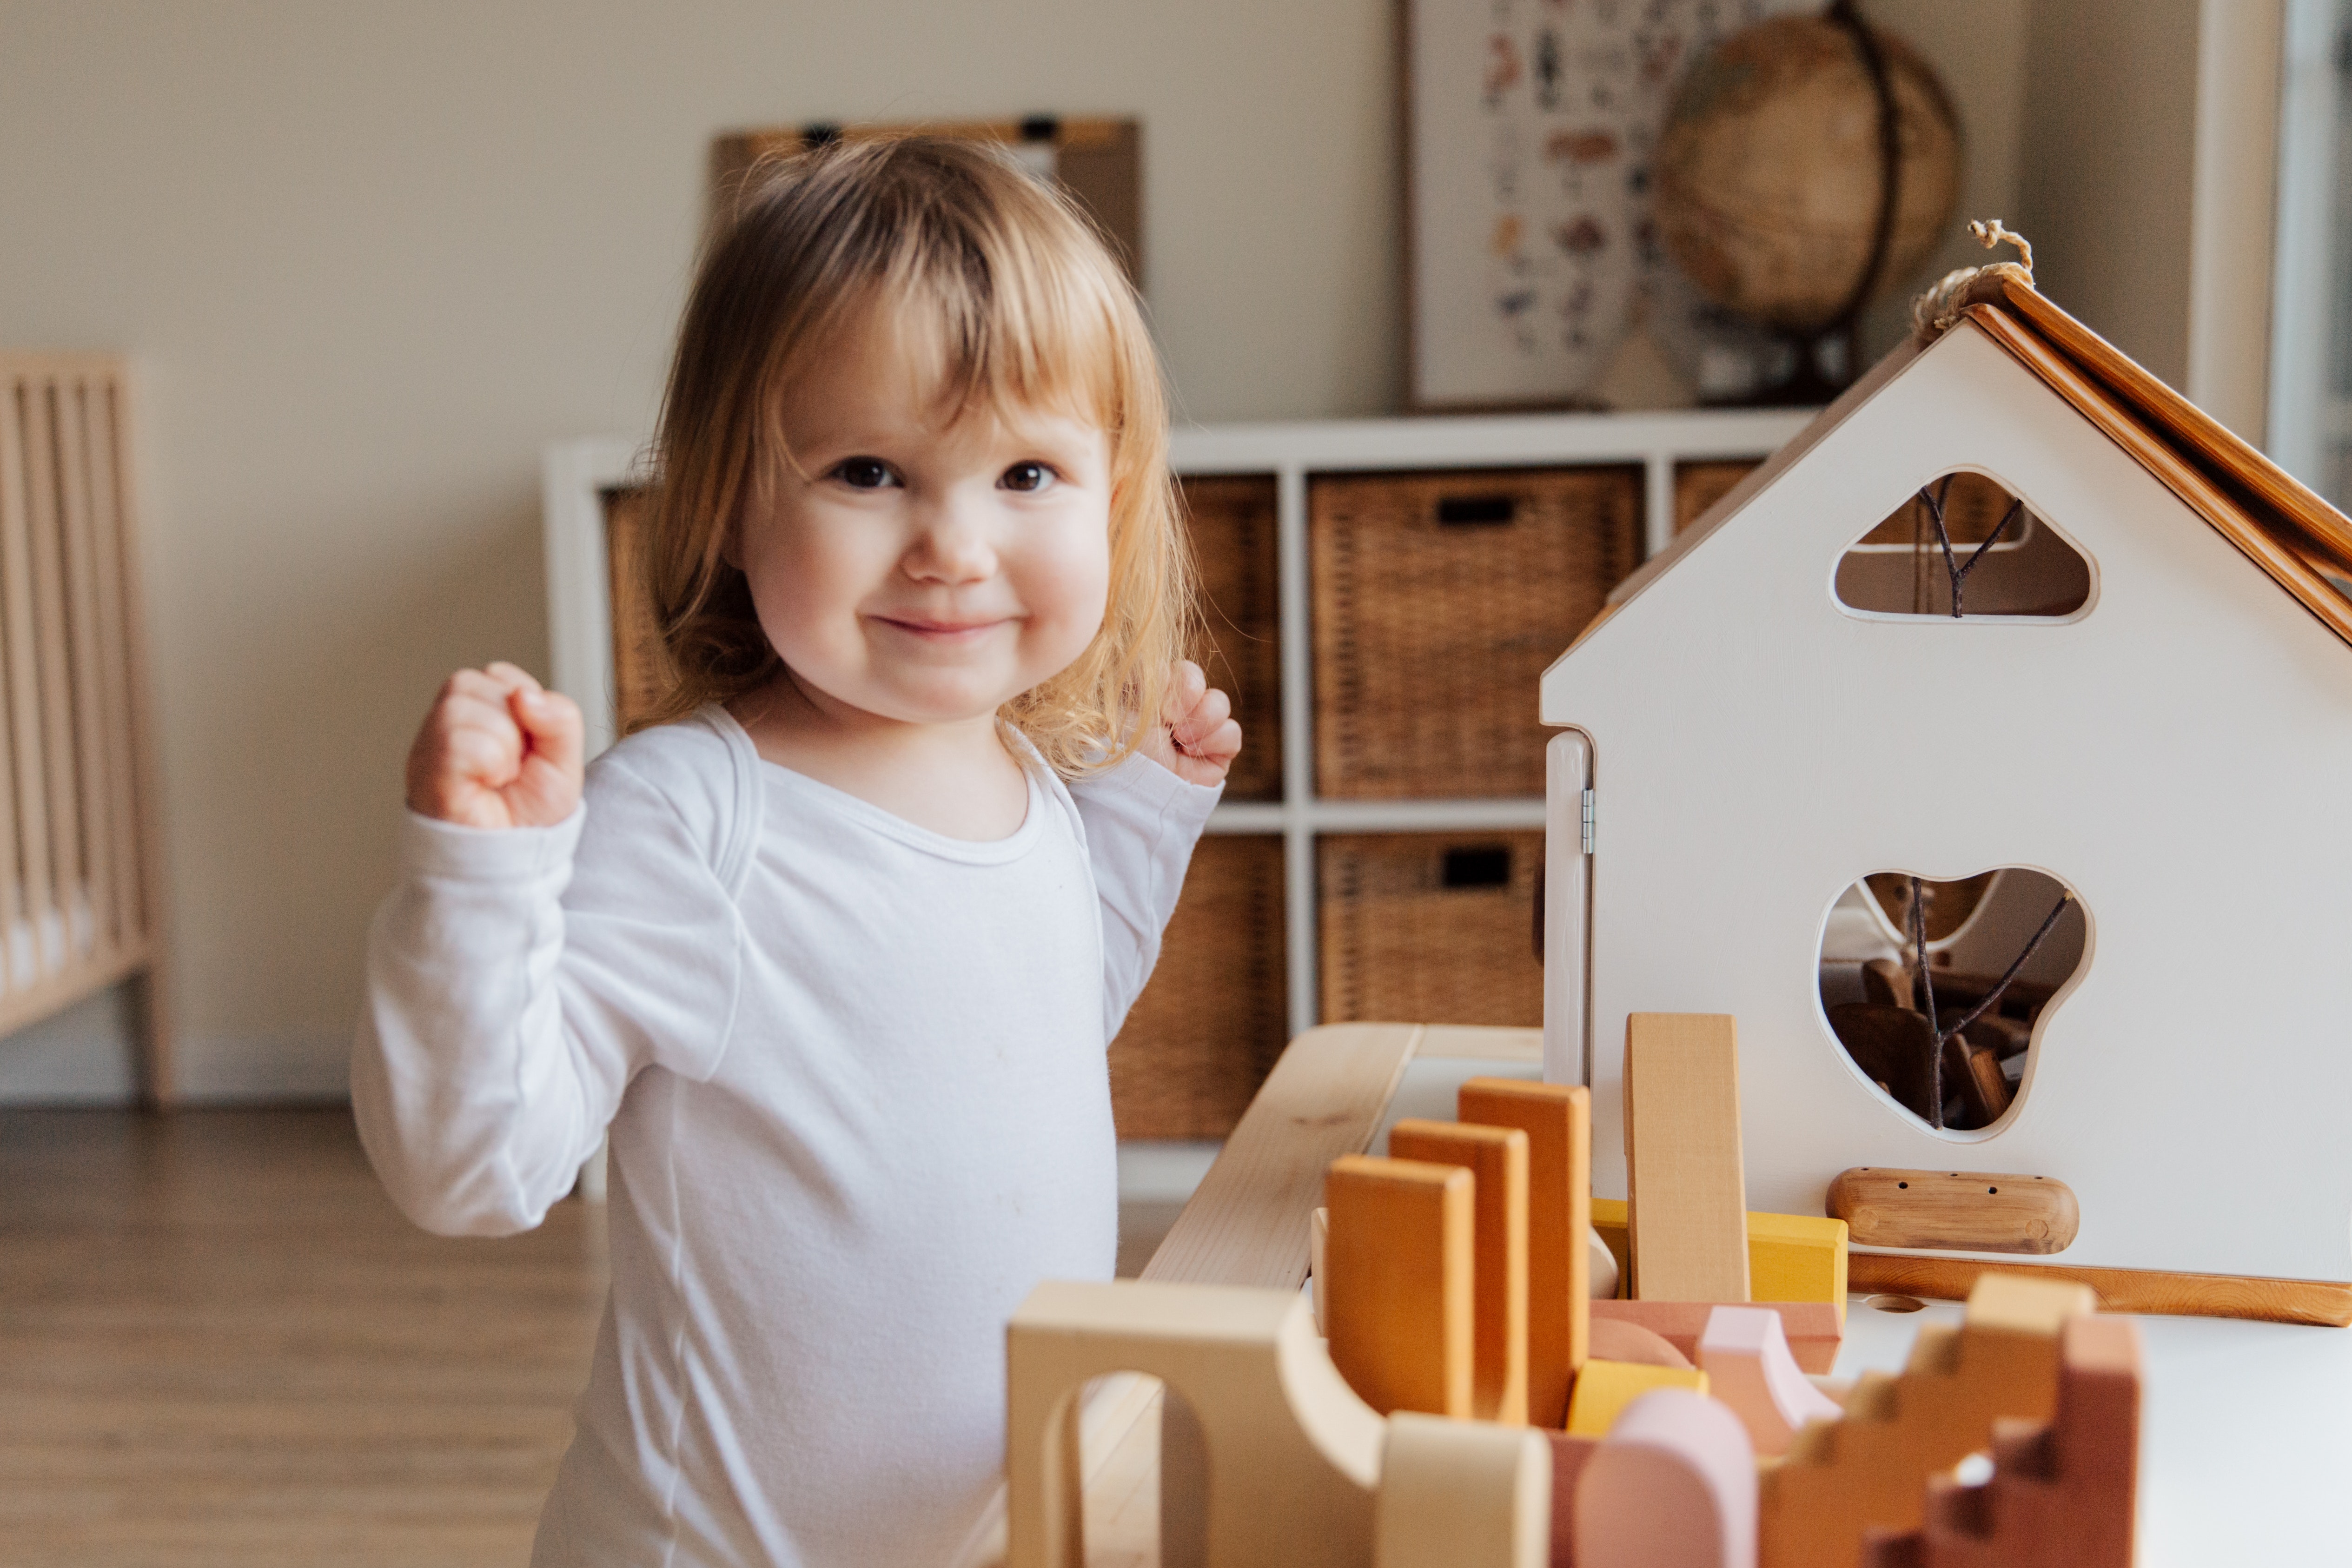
[0,355,167,1100]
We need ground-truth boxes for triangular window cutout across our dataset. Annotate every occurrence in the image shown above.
[1835,471,2092,619]
[1817,868,2087,1138]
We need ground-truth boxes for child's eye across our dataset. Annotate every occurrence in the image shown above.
[1000,461,1058,494]
[834,457,897,490]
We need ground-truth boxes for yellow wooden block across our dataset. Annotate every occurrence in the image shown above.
[1590,1200,1848,1326]
[1564,1357,1710,1437]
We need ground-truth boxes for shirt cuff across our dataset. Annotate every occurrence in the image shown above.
[400,803,587,883]
[1084,748,1224,820]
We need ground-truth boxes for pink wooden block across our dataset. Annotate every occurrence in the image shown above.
[1697,1304,1845,1458]
[1589,1298,1842,1373]
[1575,1389,1756,1568]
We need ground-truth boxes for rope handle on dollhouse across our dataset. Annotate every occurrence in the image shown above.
[1913,220,2037,338]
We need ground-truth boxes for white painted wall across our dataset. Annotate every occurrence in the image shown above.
[0,0,2100,1101]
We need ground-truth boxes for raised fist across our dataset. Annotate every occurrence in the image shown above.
[404,662,584,830]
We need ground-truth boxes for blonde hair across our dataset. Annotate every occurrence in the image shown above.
[633,135,1195,776]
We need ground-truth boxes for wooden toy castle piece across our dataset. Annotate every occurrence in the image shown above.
[1862,1313,2140,1568]
[1590,1299,1843,1375]
[1757,1273,2094,1568]
[1540,267,2352,1321]
[1625,1014,1750,1303]
[1459,1078,1594,1426]
[1576,1390,1758,1568]
[1388,1118,1531,1423]
[1003,1278,1550,1568]
[1324,1155,1474,1417]
[1696,1305,1845,1457]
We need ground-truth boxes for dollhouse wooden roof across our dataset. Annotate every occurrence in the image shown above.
[1613,275,2352,648]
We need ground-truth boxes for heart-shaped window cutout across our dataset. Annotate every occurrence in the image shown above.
[1817,868,2087,1135]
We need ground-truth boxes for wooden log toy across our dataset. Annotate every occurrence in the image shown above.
[1564,1360,1710,1439]
[1827,1169,2080,1255]
[1757,1273,2095,1568]
[1575,1389,1758,1568]
[1626,1013,1751,1303]
[1590,1299,1843,1375]
[1389,1118,1531,1424]
[1458,1077,1593,1426]
[1325,1155,1475,1417]
[1696,1305,1845,1457]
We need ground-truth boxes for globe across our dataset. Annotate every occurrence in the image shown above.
[1654,13,1962,337]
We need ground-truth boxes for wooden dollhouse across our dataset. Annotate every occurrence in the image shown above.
[1539,270,2352,1314]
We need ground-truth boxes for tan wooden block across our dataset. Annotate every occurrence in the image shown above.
[1324,1154,1474,1417]
[1390,1118,1530,1425]
[1625,1013,1750,1303]
[1459,1077,1592,1425]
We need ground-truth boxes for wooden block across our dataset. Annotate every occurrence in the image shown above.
[1597,1201,1843,1320]
[1373,1410,1553,1568]
[1390,1119,1531,1424]
[1589,1318,1692,1370]
[1696,1306,1844,1457]
[1827,1169,2080,1255]
[1891,1314,2141,1568]
[1459,1077,1592,1426]
[1325,1154,1474,1417]
[1860,957,1915,1011]
[1590,1299,1844,1375]
[1575,1389,1757,1568]
[1590,1228,1621,1302]
[1310,1207,1329,1337]
[1007,1280,1385,1568]
[1564,1359,1709,1438]
[1449,1081,1599,1420]
[1756,1273,2093,1568]
[1547,1431,1600,1568]
[1625,1014,1750,1303]
[1746,1212,1850,1327]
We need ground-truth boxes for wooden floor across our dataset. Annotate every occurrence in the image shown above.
[0,1109,607,1568]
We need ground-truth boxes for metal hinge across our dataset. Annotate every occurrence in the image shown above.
[1580,787,1595,855]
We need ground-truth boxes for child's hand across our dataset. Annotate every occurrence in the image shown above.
[405,662,585,830]
[1144,659,1241,787]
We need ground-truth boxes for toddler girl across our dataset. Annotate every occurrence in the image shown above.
[353,137,1239,1568]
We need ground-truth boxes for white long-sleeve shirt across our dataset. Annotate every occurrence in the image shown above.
[351,706,1219,1567]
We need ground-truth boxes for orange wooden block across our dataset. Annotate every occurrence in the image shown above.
[1626,1014,1750,1303]
[1323,1153,1473,1417]
[1390,1118,1530,1425]
[1759,1273,2095,1568]
[1459,1077,1592,1426]
[1590,1299,1843,1375]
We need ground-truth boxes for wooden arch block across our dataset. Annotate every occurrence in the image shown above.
[1458,1077,1593,1427]
[1575,1388,1758,1568]
[1006,1280,1383,1568]
[1325,1154,1475,1416]
[1388,1118,1530,1424]
[1697,1305,1845,1457]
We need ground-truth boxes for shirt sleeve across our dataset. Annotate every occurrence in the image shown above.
[1067,751,1223,1039]
[350,757,745,1237]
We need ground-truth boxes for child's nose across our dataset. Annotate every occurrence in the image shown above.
[903,497,997,583]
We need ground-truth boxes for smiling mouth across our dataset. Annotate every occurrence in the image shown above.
[873,615,1011,639]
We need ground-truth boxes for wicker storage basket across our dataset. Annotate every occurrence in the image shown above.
[1674,460,1759,534]
[1317,830,1543,1028]
[1310,467,1641,799]
[1179,474,1282,802]
[603,485,672,732]
[1109,834,1289,1138]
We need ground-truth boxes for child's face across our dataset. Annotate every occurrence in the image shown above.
[736,321,1113,731]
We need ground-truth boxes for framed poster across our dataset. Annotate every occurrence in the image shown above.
[1406,0,1805,410]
